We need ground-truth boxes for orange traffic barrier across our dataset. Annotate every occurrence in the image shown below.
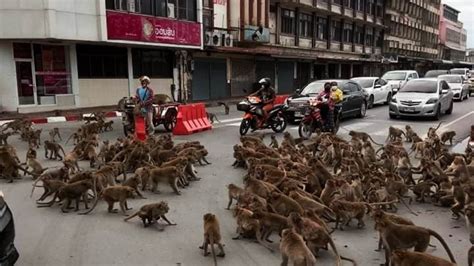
[173,103,212,135]
[134,115,147,141]
[274,94,289,105]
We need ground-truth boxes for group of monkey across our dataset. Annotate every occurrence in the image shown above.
[221,124,474,266]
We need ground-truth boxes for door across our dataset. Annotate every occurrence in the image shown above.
[440,81,450,111]
[192,60,211,100]
[373,79,383,103]
[341,83,354,115]
[277,62,294,94]
[15,61,36,105]
[192,59,228,101]
[297,62,311,90]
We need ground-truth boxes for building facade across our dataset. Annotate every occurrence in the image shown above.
[382,0,440,74]
[438,4,467,62]
[467,49,474,63]
[191,0,385,101]
[0,0,202,113]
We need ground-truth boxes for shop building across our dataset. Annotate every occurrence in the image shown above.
[191,0,385,101]
[0,0,202,113]
[438,4,467,63]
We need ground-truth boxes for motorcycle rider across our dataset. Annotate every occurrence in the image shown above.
[317,82,335,132]
[135,76,155,134]
[250,78,276,128]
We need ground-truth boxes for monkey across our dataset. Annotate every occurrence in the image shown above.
[329,199,368,230]
[440,131,456,146]
[386,126,406,142]
[101,120,114,132]
[217,101,230,115]
[370,209,415,251]
[65,132,81,145]
[269,135,279,149]
[270,192,304,217]
[445,156,472,183]
[122,175,145,198]
[82,141,98,168]
[226,183,245,210]
[450,179,466,220]
[390,250,455,266]
[374,214,456,265]
[320,179,338,206]
[63,150,81,174]
[23,155,47,179]
[35,179,66,202]
[37,179,96,213]
[405,125,417,142]
[348,130,383,145]
[289,191,334,221]
[410,181,438,203]
[279,228,317,266]
[469,246,474,266]
[134,166,151,191]
[281,132,303,147]
[207,112,220,124]
[427,122,443,139]
[44,140,65,160]
[245,176,280,199]
[124,201,176,230]
[48,127,62,142]
[82,185,135,215]
[30,166,70,196]
[0,146,33,183]
[251,209,289,243]
[200,213,225,266]
[0,131,14,145]
[149,166,182,195]
[465,202,474,244]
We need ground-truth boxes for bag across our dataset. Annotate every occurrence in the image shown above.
[0,244,19,266]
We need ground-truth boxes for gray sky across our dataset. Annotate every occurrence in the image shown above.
[442,0,474,48]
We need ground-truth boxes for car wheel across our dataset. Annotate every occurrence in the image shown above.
[433,105,441,120]
[384,93,392,105]
[389,113,396,119]
[445,100,453,115]
[368,95,374,109]
[357,102,367,118]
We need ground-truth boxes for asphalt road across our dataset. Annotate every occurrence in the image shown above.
[2,98,474,266]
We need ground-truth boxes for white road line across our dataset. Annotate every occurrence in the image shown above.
[218,117,242,123]
[422,111,474,139]
[47,116,67,123]
[340,122,374,132]
[0,120,13,126]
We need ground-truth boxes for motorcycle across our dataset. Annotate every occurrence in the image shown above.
[298,98,341,139]
[0,192,19,266]
[237,96,288,136]
[118,97,179,136]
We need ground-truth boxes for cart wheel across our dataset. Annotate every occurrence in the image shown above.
[164,108,178,132]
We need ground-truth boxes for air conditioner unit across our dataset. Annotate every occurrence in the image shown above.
[211,31,222,46]
[167,3,175,18]
[223,33,233,47]
[204,31,213,46]
[128,0,137,12]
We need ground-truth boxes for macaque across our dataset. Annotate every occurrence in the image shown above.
[200,213,225,265]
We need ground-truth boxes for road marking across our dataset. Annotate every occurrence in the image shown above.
[421,111,474,139]
[219,117,242,123]
[47,116,67,123]
[340,122,374,132]
[0,120,13,126]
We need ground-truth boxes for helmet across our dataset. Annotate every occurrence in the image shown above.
[139,76,151,84]
[258,78,272,88]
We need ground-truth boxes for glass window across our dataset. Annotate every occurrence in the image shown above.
[32,44,71,97]
[13,43,32,59]
[333,0,342,4]
[140,0,153,15]
[399,80,438,93]
[439,75,462,84]
[154,0,167,16]
[352,78,374,88]
[281,9,295,34]
[299,13,312,38]
[376,0,383,16]
[331,20,342,42]
[301,81,325,95]
[367,0,375,15]
[354,25,364,44]
[316,17,328,40]
[77,44,128,78]
[366,27,373,46]
[132,48,173,78]
[343,23,353,43]
[356,0,364,11]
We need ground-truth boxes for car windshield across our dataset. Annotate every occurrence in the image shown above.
[424,70,447,77]
[382,72,407,81]
[351,78,374,89]
[439,75,462,84]
[399,80,438,93]
[451,69,466,75]
[300,82,326,95]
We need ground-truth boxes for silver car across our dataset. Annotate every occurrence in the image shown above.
[438,74,470,101]
[389,78,454,120]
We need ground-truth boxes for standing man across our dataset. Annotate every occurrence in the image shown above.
[136,76,155,134]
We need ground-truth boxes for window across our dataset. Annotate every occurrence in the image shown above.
[331,20,342,42]
[132,49,173,78]
[376,0,383,17]
[375,30,383,47]
[299,13,312,38]
[366,27,373,46]
[106,0,139,12]
[333,0,342,4]
[316,17,328,40]
[33,44,72,96]
[281,9,295,34]
[367,0,375,15]
[106,0,196,21]
[343,23,353,43]
[344,0,355,8]
[355,0,364,11]
[354,25,364,44]
[77,45,127,78]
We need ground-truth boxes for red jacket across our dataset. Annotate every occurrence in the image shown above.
[135,87,154,108]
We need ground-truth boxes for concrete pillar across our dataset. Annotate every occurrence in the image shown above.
[338,64,342,78]
[69,44,80,106]
[127,47,133,97]
[0,41,19,112]
[350,63,353,78]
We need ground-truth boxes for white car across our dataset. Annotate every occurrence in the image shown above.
[381,70,419,95]
[438,74,470,101]
[450,68,471,80]
[351,77,392,108]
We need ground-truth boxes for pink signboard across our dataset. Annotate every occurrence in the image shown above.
[106,11,201,47]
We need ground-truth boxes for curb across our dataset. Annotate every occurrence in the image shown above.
[0,111,122,125]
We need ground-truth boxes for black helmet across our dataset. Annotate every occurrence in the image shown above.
[258,78,272,88]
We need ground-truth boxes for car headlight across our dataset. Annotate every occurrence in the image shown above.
[391,97,397,103]
[426,98,438,104]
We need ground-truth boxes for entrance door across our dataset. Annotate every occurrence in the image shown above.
[15,61,36,105]
[192,59,228,101]
[277,62,294,94]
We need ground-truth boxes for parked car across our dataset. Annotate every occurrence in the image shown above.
[351,77,392,108]
[0,191,19,266]
[468,74,474,96]
[285,79,368,122]
[381,70,419,95]
[438,74,470,101]
[450,68,471,80]
[389,78,454,120]
[424,69,450,78]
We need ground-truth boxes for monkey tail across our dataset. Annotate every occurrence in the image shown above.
[59,145,66,157]
[397,196,418,216]
[368,136,384,146]
[65,133,74,145]
[434,122,443,131]
[79,178,99,215]
[209,234,218,266]
[428,229,456,263]
[340,256,357,266]
[123,211,140,222]
[30,175,46,198]
[327,235,342,266]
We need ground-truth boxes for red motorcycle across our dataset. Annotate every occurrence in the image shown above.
[237,96,288,136]
[298,98,341,139]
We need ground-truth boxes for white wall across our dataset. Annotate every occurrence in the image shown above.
[0,0,104,41]
[78,79,129,108]
[0,41,19,112]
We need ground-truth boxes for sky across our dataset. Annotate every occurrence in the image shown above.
[442,0,474,48]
